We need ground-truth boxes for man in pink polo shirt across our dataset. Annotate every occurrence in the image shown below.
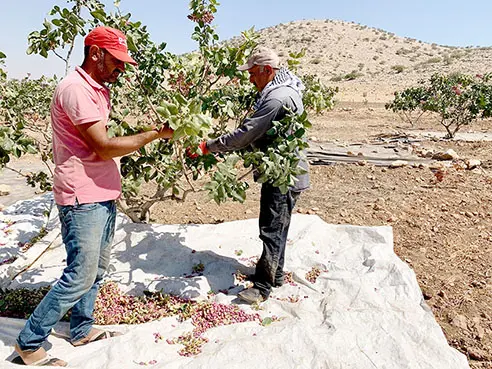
[13,26,173,367]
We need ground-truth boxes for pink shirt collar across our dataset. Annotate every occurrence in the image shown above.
[75,66,109,92]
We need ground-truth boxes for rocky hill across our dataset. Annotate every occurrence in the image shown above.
[247,19,492,103]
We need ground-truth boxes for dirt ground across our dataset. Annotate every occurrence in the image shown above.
[148,103,492,368]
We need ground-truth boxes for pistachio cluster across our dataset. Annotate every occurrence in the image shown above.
[305,266,327,283]
[94,282,261,356]
[167,301,260,356]
[93,282,192,325]
[283,271,297,286]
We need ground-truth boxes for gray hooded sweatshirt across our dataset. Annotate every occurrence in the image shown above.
[206,73,309,192]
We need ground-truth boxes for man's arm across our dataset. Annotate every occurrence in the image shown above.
[206,98,283,153]
[76,120,173,160]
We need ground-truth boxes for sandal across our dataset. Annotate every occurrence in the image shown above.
[13,345,67,366]
[72,328,122,347]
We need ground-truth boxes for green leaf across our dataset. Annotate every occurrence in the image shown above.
[173,126,185,139]
[0,137,14,151]
[90,9,107,23]
[162,101,179,115]
[156,106,170,119]
[169,116,181,129]
[184,125,196,136]
[294,128,305,138]
[174,93,187,106]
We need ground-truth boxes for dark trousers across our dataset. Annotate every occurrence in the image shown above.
[254,183,300,298]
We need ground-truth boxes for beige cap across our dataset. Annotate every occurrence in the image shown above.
[237,47,280,71]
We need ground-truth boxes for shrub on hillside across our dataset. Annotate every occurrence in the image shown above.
[391,65,405,73]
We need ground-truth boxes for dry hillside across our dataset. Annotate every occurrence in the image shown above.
[250,19,492,103]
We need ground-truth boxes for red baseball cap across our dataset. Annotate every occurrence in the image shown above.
[84,26,137,65]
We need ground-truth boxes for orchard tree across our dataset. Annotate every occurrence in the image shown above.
[0,51,56,190]
[2,0,337,222]
[386,73,492,138]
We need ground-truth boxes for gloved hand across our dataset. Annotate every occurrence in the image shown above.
[186,141,209,159]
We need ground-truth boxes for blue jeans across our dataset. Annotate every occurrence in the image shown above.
[17,200,116,351]
[254,184,300,298]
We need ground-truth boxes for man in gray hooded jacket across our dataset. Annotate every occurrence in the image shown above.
[192,47,309,303]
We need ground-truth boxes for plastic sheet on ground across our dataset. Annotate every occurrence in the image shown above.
[0,196,469,369]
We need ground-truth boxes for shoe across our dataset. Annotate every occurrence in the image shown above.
[274,275,284,287]
[13,344,67,366]
[72,328,122,347]
[246,274,284,288]
[238,287,268,304]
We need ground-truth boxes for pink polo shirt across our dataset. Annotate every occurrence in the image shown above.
[51,66,121,205]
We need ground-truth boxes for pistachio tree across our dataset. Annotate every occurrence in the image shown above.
[0,51,56,190]
[386,73,492,138]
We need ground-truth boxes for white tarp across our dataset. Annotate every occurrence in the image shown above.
[0,195,469,368]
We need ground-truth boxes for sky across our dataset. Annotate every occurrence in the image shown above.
[1,0,491,79]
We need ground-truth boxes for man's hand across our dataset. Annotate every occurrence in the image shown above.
[150,123,174,139]
[186,141,209,159]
